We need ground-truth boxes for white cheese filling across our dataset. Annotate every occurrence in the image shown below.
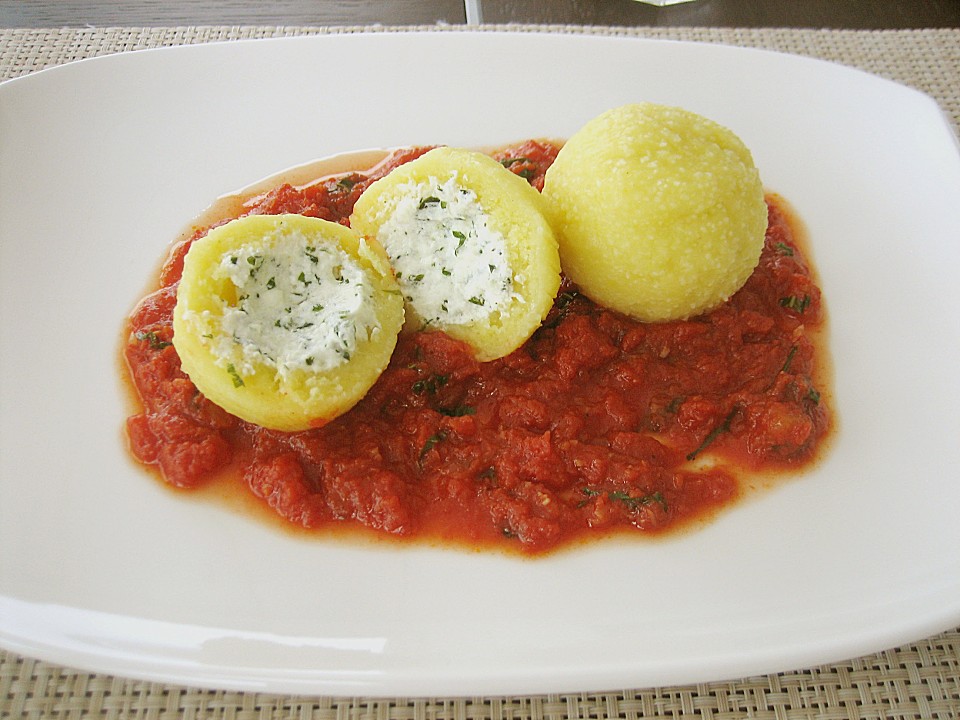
[189,228,381,380]
[375,173,517,327]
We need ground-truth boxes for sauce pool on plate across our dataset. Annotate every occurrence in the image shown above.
[122,139,832,556]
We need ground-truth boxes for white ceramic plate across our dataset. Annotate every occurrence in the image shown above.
[2,31,959,697]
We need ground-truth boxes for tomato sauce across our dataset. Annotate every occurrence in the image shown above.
[122,139,832,555]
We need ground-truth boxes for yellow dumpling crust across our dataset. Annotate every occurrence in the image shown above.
[542,103,768,322]
[172,214,404,431]
[350,146,561,362]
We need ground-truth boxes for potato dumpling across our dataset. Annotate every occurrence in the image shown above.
[542,103,768,322]
[350,146,561,361]
[173,214,404,431]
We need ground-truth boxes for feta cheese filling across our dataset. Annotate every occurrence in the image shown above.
[374,173,517,326]
[187,228,381,380]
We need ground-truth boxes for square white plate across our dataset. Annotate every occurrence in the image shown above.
[1,31,959,696]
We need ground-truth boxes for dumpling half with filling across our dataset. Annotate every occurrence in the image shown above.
[350,146,561,361]
[173,213,404,431]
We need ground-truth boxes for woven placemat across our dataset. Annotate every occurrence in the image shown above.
[2,25,958,131]
[1,24,959,720]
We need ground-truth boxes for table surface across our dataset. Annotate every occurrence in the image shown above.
[1,0,960,29]
[1,4,959,720]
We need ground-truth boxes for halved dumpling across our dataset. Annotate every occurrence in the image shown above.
[350,146,561,362]
[172,214,404,431]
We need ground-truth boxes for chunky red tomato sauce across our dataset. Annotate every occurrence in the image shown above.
[123,140,831,555]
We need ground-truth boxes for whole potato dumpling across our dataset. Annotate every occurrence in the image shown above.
[350,146,561,361]
[172,214,404,431]
[542,103,768,322]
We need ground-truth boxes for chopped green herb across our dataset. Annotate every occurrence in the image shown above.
[134,331,171,350]
[419,431,447,463]
[576,487,601,508]
[775,242,795,256]
[609,490,668,512]
[418,196,441,210]
[686,406,739,462]
[779,295,810,313]
[438,404,476,417]
[266,277,276,290]
[226,363,245,388]
[807,388,821,404]
[468,296,485,306]
[782,345,799,372]
[412,374,448,395]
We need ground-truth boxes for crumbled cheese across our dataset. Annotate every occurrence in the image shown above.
[189,227,380,379]
[374,173,516,326]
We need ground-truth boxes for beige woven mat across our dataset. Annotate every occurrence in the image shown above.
[2,25,959,132]
[1,24,959,720]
